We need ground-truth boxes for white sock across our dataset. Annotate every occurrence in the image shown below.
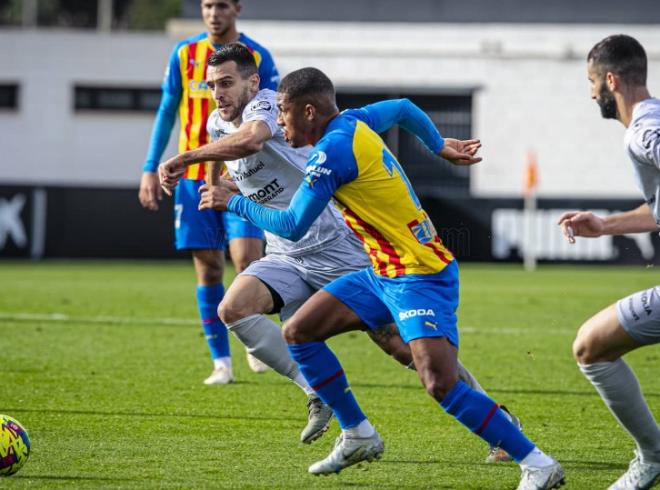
[213,357,231,370]
[344,419,375,438]
[293,373,315,396]
[520,447,554,469]
[580,360,660,464]
[226,314,299,379]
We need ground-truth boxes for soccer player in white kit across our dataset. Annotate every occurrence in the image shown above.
[558,34,660,490]
[160,43,521,457]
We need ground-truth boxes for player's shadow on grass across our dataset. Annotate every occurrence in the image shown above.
[561,459,628,471]
[379,458,627,472]
[339,483,452,489]
[491,387,660,398]
[1,407,300,422]
[350,383,660,398]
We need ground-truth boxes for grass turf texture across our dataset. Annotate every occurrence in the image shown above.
[0,260,658,489]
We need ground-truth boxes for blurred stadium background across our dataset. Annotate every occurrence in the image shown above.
[1,0,658,265]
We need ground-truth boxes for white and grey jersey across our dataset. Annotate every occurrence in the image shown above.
[206,89,349,256]
[624,98,660,228]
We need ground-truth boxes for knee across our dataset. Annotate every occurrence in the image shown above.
[573,329,599,365]
[201,264,223,285]
[282,321,301,344]
[193,252,223,285]
[218,297,248,325]
[282,319,316,345]
[421,371,458,402]
[572,335,587,364]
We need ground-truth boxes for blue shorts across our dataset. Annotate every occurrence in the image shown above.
[174,179,263,250]
[324,261,459,347]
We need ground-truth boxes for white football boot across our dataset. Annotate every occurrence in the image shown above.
[203,366,234,385]
[308,431,384,475]
[246,352,269,373]
[516,460,565,490]
[608,452,660,490]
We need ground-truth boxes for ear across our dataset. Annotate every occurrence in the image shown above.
[605,71,619,91]
[305,103,316,121]
[234,2,242,16]
[249,73,260,90]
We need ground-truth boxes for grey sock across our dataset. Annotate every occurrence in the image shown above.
[457,359,488,397]
[580,359,660,463]
[226,314,299,380]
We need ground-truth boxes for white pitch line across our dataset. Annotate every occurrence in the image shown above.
[0,311,575,335]
[0,312,197,327]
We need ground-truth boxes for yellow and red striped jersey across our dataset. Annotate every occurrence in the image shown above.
[302,104,454,278]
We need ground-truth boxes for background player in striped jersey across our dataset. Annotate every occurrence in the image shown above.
[559,34,660,490]
[158,43,522,455]
[190,67,564,488]
[138,0,279,384]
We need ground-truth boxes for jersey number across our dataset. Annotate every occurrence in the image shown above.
[381,149,421,210]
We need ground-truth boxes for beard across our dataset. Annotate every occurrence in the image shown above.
[221,86,252,123]
[596,85,618,119]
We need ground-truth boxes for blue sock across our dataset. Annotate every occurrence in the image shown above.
[288,342,366,429]
[441,380,535,462]
[196,284,229,360]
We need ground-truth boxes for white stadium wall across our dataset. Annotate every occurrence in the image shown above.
[1,22,660,197]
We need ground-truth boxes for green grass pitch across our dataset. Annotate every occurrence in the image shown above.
[0,261,658,489]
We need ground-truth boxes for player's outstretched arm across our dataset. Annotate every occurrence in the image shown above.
[159,121,272,196]
[558,204,658,243]
[440,138,482,166]
[354,99,481,165]
[198,181,328,242]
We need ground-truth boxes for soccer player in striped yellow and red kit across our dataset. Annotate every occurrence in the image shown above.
[207,68,565,488]
[138,0,279,384]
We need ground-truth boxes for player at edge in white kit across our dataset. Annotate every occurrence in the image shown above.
[559,34,660,490]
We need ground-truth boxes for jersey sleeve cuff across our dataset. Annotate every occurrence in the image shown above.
[143,162,159,173]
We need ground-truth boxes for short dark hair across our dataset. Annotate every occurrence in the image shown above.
[208,42,257,78]
[588,34,647,86]
[278,67,336,104]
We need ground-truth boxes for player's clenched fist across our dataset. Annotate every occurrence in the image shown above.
[158,155,187,196]
[198,180,239,211]
[138,172,163,211]
[557,211,605,243]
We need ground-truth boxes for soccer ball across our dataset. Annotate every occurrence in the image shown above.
[0,415,30,476]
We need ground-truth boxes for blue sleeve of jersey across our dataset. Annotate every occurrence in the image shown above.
[347,99,445,154]
[162,44,183,96]
[143,91,179,172]
[227,186,328,242]
[143,46,183,172]
[300,138,358,202]
[258,50,280,90]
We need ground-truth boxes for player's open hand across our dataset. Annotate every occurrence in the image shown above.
[557,211,605,243]
[198,180,238,211]
[158,156,187,196]
[138,172,162,211]
[440,138,483,166]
